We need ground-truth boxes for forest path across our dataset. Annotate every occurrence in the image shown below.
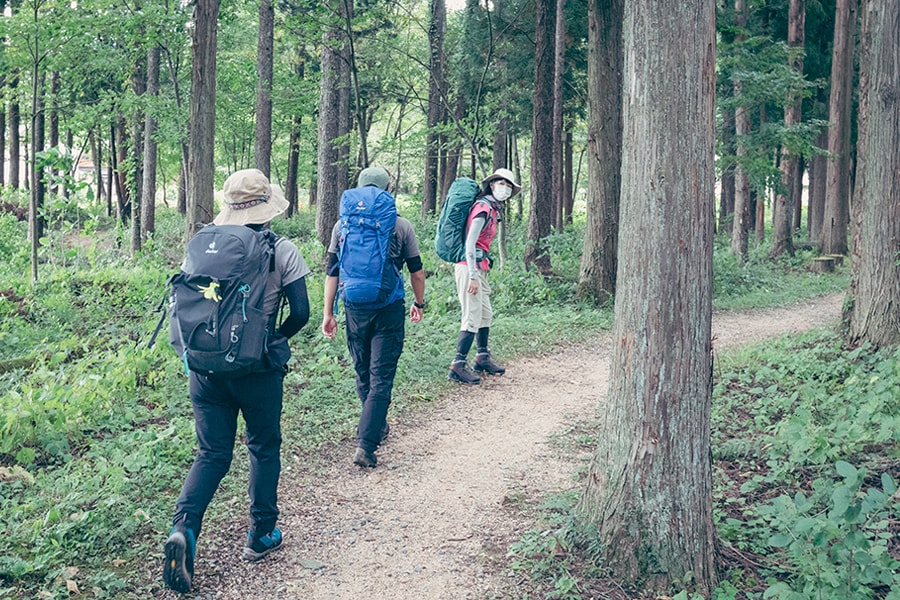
[160,293,843,600]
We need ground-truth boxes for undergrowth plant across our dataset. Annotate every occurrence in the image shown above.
[0,194,854,599]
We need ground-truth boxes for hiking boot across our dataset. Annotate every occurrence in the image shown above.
[474,353,506,376]
[353,447,378,468]
[448,361,481,384]
[163,524,196,593]
[243,527,283,561]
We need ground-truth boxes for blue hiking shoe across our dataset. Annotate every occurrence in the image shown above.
[163,524,196,594]
[243,527,283,561]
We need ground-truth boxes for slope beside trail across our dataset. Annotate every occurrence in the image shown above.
[155,293,843,600]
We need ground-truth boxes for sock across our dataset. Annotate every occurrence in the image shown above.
[454,330,476,363]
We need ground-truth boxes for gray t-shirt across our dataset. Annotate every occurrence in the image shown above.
[264,237,310,317]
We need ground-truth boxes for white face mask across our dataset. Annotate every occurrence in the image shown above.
[493,183,512,201]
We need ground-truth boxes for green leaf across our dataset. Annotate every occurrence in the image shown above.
[768,533,791,547]
[835,460,857,479]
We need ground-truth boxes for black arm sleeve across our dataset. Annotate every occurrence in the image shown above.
[277,277,310,339]
[405,255,423,273]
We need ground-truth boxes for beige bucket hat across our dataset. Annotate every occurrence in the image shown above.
[481,168,521,197]
[213,169,289,226]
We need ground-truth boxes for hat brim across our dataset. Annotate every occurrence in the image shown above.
[481,174,522,197]
[213,184,289,226]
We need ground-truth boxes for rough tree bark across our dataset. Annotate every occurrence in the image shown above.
[730,0,751,260]
[846,0,900,348]
[254,0,274,177]
[770,0,805,258]
[316,4,346,249]
[525,0,556,273]
[576,0,623,306]
[820,0,857,256]
[577,0,718,595]
[422,0,446,217]
[186,0,219,240]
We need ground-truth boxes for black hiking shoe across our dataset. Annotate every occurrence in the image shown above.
[474,353,506,376]
[353,447,378,468]
[243,527,283,561]
[163,524,196,594]
[448,361,481,384]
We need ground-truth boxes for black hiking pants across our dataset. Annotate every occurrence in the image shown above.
[345,299,405,452]
[173,369,283,539]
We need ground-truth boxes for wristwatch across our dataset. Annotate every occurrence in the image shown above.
[414,300,426,309]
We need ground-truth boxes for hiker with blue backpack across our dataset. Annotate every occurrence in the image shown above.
[446,168,520,384]
[162,169,311,594]
[321,166,426,469]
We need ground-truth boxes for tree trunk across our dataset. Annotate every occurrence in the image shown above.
[254,0,274,177]
[187,0,220,240]
[9,79,20,189]
[719,107,736,234]
[563,129,574,223]
[141,45,161,241]
[577,0,718,594]
[0,73,4,193]
[820,0,857,256]
[551,0,566,232]
[730,0,750,260]
[770,0,805,258]
[846,0,899,348]
[525,0,556,273]
[316,7,346,249]
[48,71,59,196]
[576,0,623,306]
[422,0,446,217]
[286,114,302,216]
[807,126,827,241]
[130,55,147,255]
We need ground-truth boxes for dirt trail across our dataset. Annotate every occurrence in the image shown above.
[160,293,843,600]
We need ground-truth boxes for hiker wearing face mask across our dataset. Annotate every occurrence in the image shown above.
[448,168,521,384]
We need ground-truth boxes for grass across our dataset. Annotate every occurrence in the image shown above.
[0,196,854,599]
[509,331,900,600]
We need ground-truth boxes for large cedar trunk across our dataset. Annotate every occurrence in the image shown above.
[846,0,900,348]
[422,0,446,217]
[316,11,345,249]
[524,0,555,273]
[807,122,827,242]
[820,0,857,256]
[576,0,622,305]
[141,46,161,241]
[551,0,566,231]
[730,0,750,260]
[186,0,219,240]
[10,83,20,189]
[254,0,274,177]
[770,0,805,258]
[719,107,735,233]
[577,0,718,595]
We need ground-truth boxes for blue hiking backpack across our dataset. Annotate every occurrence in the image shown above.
[337,186,403,309]
[161,224,279,378]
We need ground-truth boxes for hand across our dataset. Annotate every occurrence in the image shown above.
[409,304,423,323]
[467,279,479,295]
[321,315,337,340]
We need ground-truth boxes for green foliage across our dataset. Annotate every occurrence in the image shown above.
[712,237,849,309]
[0,191,857,597]
[712,333,900,599]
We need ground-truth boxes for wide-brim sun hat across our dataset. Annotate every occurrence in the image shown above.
[481,167,521,197]
[213,168,289,226]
